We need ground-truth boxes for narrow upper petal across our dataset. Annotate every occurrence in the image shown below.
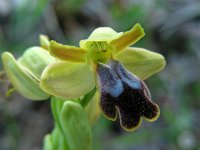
[40,35,50,50]
[110,23,145,53]
[40,61,95,99]
[50,40,87,63]
[116,47,166,80]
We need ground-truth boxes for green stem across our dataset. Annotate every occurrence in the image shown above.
[80,87,96,107]
[50,97,70,150]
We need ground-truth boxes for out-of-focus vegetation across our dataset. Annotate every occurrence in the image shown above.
[0,0,200,149]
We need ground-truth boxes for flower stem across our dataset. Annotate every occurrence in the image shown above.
[80,87,96,107]
[50,97,70,150]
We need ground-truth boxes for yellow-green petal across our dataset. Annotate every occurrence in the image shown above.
[2,52,49,100]
[61,101,92,150]
[18,46,55,79]
[50,40,87,63]
[110,23,145,53]
[116,47,166,80]
[40,61,95,99]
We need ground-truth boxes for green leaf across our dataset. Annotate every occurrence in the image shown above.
[40,61,95,99]
[116,47,166,80]
[61,101,92,150]
[2,52,49,100]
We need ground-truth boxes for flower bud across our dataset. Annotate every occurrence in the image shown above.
[2,47,55,100]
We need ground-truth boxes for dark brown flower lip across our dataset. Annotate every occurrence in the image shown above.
[96,60,160,131]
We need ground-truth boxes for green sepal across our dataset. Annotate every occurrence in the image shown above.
[40,61,95,99]
[79,27,122,48]
[116,47,166,80]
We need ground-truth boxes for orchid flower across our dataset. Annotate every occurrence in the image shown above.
[40,23,165,131]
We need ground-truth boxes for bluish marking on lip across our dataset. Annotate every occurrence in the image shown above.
[97,63,123,97]
[108,60,141,89]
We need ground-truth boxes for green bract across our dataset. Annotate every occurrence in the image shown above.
[61,101,92,150]
[46,98,92,150]
[40,23,165,99]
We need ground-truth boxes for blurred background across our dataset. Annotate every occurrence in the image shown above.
[0,0,200,149]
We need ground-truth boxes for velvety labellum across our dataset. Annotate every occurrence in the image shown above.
[97,60,160,131]
[97,63,123,98]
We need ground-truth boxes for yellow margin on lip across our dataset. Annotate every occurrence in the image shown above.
[142,104,160,122]
[116,106,143,132]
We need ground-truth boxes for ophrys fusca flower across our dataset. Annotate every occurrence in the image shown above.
[40,23,165,131]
